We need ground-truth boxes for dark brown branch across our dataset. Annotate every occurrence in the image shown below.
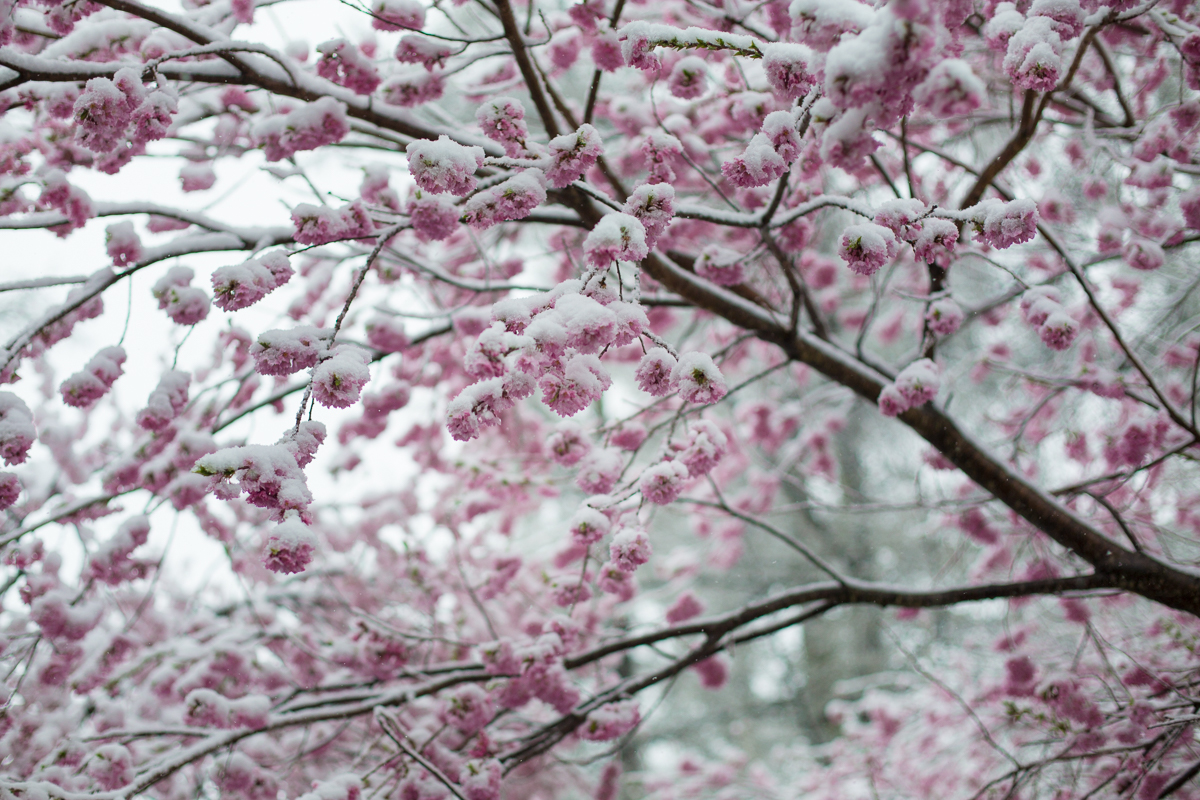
[491,0,562,139]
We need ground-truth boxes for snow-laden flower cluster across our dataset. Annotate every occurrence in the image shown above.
[461,170,547,230]
[545,124,604,188]
[316,39,381,95]
[136,370,190,432]
[74,68,177,156]
[406,135,486,196]
[878,358,940,417]
[583,213,648,267]
[1020,286,1078,351]
[252,97,350,162]
[151,266,210,326]
[211,251,294,311]
[60,346,126,408]
[291,201,375,245]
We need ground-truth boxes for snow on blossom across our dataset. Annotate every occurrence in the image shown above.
[1123,237,1164,272]
[284,421,327,468]
[291,201,375,245]
[545,124,603,188]
[622,183,675,249]
[312,346,371,408]
[476,96,532,158]
[1019,286,1062,326]
[211,251,293,311]
[395,34,454,70]
[639,460,689,505]
[597,562,636,600]
[61,346,126,408]
[1029,0,1083,40]
[86,744,133,791]
[406,135,486,196]
[293,774,364,800]
[251,326,326,377]
[0,473,20,511]
[86,515,150,585]
[722,134,787,188]
[317,39,381,95]
[578,700,640,741]
[873,198,927,240]
[105,221,142,267]
[895,358,940,407]
[641,131,682,184]
[576,447,623,494]
[252,97,350,162]
[262,515,317,574]
[913,59,985,117]
[461,170,547,229]
[569,506,610,545]
[440,684,494,734]
[30,589,102,640]
[762,43,817,101]
[195,443,313,514]
[761,110,802,163]
[839,223,896,276]
[878,358,940,417]
[694,245,745,286]
[39,169,95,233]
[1039,309,1079,351]
[150,266,210,326]
[636,348,678,396]
[370,0,425,30]
[407,190,460,241]
[540,353,612,416]
[447,378,510,441]
[912,218,959,263]
[619,24,661,71]
[925,297,964,336]
[547,422,592,466]
[610,302,650,347]
[365,316,409,353]
[668,56,708,99]
[984,2,1024,52]
[583,213,648,267]
[136,370,190,431]
[554,294,618,353]
[460,759,501,800]
[608,528,655,576]
[380,71,444,107]
[74,70,141,153]
[1003,17,1063,92]
[179,162,216,192]
[0,394,35,466]
[789,0,874,51]
[465,323,528,378]
[678,419,727,476]
[974,198,1038,249]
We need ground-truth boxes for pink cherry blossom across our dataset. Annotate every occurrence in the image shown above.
[312,346,372,409]
[839,223,896,276]
[262,515,317,574]
[406,136,486,196]
[925,298,964,336]
[668,56,709,99]
[583,213,648,267]
[545,124,604,189]
[461,171,547,229]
